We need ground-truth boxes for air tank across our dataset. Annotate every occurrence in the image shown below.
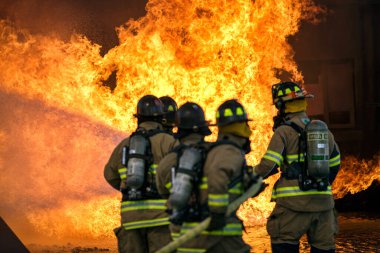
[306,120,330,179]
[169,148,202,218]
[126,134,148,190]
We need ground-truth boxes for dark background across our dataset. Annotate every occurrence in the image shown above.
[1,0,379,211]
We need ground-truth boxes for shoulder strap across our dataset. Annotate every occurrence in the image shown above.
[283,121,308,164]
[171,143,187,155]
[143,128,168,138]
[283,121,304,134]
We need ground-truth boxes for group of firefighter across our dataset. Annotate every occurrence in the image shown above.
[104,81,341,253]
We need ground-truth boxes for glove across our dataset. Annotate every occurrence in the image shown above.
[207,213,226,231]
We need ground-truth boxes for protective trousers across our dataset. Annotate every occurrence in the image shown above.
[267,205,338,251]
[114,225,172,253]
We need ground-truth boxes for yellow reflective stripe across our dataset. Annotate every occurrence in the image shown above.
[171,232,180,240]
[118,168,127,173]
[228,182,243,194]
[168,105,175,111]
[149,164,158,174]
[208,194,229,206]
[121,199,167,212]
[285,88,292,94]
[278,90,284,96]
[165,182,172,190]
[178,248,206,253]
[224,108,233,117]
[264,150,283,166]
[329,154,341,167]
[236,107,244,116]
[118,167,127,180]
[122,217,169,230]
[199,177,208,190]
[286,154,305,164]
[216,111,220,118]
[272,186,332,199]
[181,222,242,236]
[294,86,301,92]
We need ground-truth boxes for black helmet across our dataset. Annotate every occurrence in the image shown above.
[159,96,178,127]
[216,99,251,127]
[135,95,165,117]
[176,102,210,130]
[272,81,313,110]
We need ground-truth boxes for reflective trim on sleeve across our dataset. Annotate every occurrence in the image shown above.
[121,199,167,212]
[118,167,127,180]
[272,186,332,199]
[329,154,341,167]
[228,182,243,194]
[171,232,180,240]
[208,194,229,207]
[122,217,169,230]
[263,150,284,166]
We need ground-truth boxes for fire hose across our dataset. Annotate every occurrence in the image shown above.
[156,177,265,253]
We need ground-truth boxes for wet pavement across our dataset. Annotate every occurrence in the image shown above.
[27,212,380,252]
[245,212,380,252]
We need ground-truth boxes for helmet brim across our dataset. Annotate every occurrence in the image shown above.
[211,118,253,127]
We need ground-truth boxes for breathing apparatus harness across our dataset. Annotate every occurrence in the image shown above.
[121,128,167,201]
[168,140,253,225]
[275,118,330,191]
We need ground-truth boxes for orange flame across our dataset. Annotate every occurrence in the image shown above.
[1,0,376,248]
[332,154,380,199]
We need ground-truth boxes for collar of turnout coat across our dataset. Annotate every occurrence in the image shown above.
[180,133,205,145]
[217,133,246,149]
[284,111,308,122]
[137,121,163,131]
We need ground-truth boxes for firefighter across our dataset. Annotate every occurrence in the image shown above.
[104,95,177,253]
[156,102,212,239]
[253,82,341,253]
[172,99,255,253]
[159,96,178,133]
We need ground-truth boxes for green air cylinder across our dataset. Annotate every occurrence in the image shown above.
[306,120,330,179]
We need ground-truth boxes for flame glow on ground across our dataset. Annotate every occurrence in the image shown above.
[0,0,378,247]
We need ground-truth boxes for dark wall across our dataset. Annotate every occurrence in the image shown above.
[292,0,380,157]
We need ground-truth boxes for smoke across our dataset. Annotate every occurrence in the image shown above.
[0,90,124,242]
[0,0,147,53]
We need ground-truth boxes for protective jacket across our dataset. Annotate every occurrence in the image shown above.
[156,133,205,200]
[254,112,341,212]
[158,133,250,253]
[104,121,177,231]
[156,133,205,240]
